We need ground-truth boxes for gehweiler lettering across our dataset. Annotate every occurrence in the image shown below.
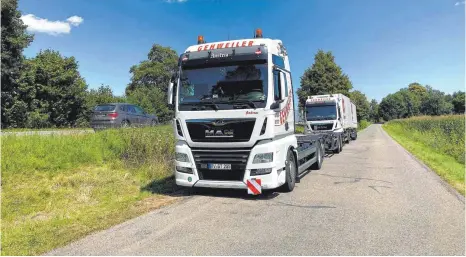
[197,40,255,51]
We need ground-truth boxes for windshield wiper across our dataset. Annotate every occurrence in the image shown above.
[231,100,258,109]
[199,99,219,111]
[180,102,218,111]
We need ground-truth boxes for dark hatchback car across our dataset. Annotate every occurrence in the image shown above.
[90,103,159,130]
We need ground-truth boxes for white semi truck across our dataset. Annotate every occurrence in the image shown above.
[167,29,325,194]
[304,94,358,153]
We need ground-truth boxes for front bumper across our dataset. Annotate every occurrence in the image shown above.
[173,141,286,190]
[306,130,341,151]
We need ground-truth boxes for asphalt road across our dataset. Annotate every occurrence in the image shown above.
[47,124,465,255]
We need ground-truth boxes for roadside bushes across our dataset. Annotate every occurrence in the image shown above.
[384,115,465,164]
[358,120,371,131]
[1,125,175,180]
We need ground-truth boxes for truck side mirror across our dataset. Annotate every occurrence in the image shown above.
[270,99,283,110]
[167,82,174,107]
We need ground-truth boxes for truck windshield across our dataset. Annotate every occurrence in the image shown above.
[178,62,268,110]
[306,104,337,121]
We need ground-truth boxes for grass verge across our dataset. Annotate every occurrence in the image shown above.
[1,125,180,255]
[383,115,465,196]
[358,120,371,131]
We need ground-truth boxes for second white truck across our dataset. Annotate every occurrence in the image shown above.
[304,94,358,153]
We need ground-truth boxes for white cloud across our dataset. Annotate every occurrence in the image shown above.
[66,16,84,26]
[455,1,465,6]
[164,0,187,3]
[20,14,84,36]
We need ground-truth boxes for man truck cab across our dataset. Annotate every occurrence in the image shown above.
[304,94,358,153]
[167,29,325,194]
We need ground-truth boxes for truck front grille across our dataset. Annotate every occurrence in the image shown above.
[312,123,333,131]
[192,147,251,181]
[186,119,256,142]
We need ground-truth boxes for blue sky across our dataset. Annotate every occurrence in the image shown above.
[19,0,465,102]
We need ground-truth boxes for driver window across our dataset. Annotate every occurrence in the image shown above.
[273,70,282,101]
[280,72,288,98]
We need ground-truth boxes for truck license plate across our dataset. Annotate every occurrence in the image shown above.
[208,163,231,170]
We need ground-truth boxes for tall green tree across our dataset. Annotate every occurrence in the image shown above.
[451,91,465,114]
[15,50,88,128]
[378,93,407,121]
[408,82,427,95]
[349,90,370,121]
[369,99,379,122]
[420,86,453,116]
[80,84,126,126]
[126,86,171,122]
[297,50,353,108]
[1,0,34,128]
[126,44,178,122]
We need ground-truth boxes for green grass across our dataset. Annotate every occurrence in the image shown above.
[295,124,305,133]
[1,125,178,256]
[358,120,371,131]
[383,115,465,196]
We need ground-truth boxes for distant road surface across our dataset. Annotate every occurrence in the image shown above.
[47,124,465,255]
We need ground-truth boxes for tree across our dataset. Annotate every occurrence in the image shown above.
[14,50,88,128]
[126,44,178,94]
[1,0,34,128]
[378,93,406,121]
[126,86,172,123]
[79,84,126,126]
[369,99,379,122]
[420,86,453,116]
[397,88,421,117]
[349,90,370,121]
[126,44,178,123]
[297,50,353,108]
[408,82,427,95]
[86,84,125,108]
[451,91,465,114]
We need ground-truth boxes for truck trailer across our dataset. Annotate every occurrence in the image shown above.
[304,94,358,153]
[167,29,325,194]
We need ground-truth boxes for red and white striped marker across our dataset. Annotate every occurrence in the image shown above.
[247,178,262,195]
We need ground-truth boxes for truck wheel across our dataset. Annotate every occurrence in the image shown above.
[351,131,357,140]
[311,142,323,170]
[334,136,342,154]
[281,150,297,192]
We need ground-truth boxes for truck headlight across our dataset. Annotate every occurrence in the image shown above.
[175,152,189,162]
[253,152,273,164]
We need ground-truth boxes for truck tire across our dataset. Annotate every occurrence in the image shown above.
[281,150,297,192]
[334,135,342,154]
[311,142,323,170]
[350,130,357,140]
